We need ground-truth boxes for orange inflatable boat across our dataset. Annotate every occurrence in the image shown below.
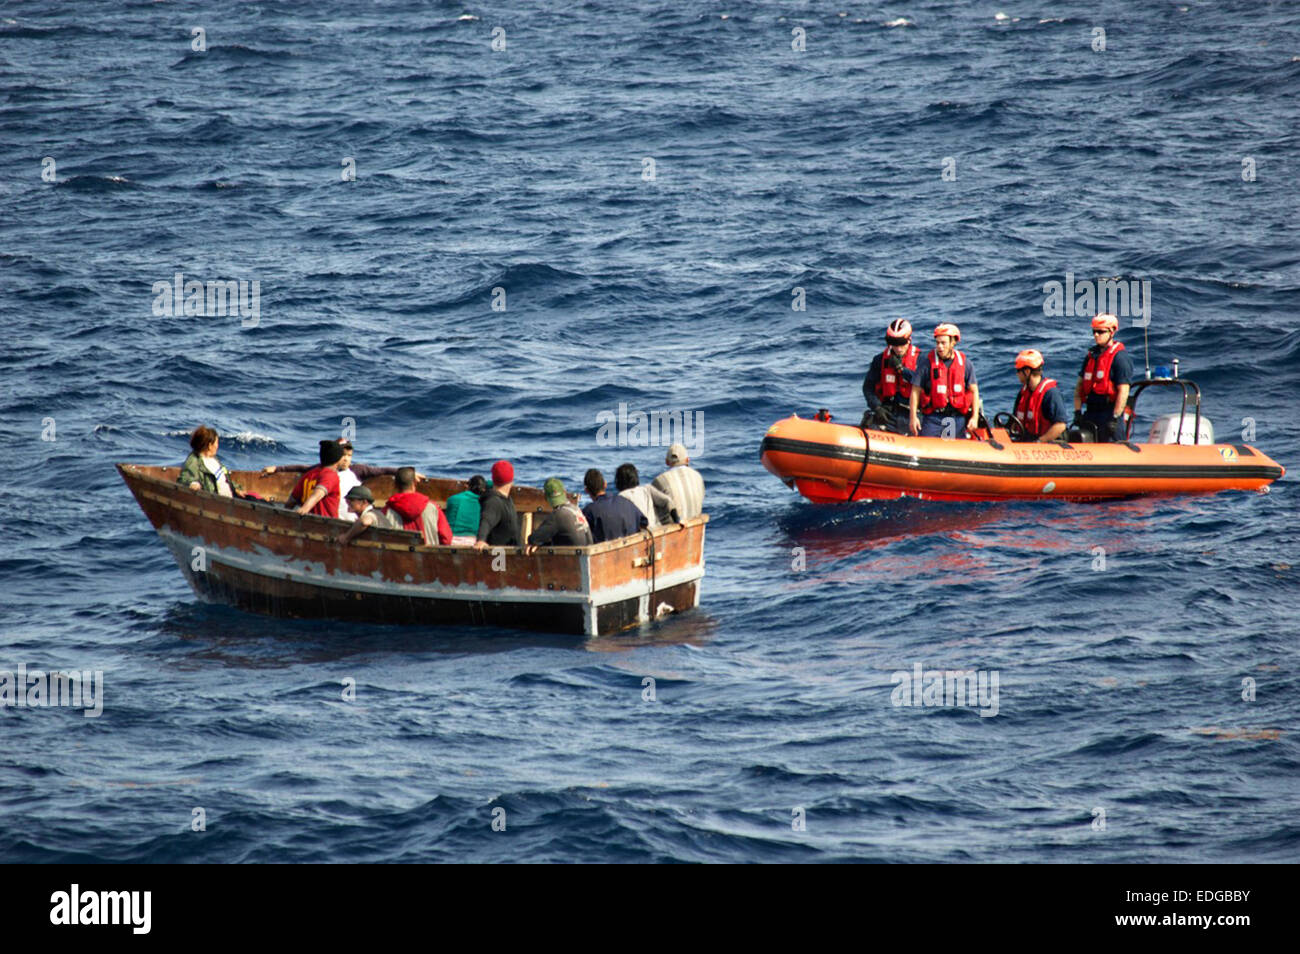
[761,380,1284,504]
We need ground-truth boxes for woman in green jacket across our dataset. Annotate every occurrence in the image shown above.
[178,425,244,497]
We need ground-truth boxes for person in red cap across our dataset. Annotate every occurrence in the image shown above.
[473,460,521,550]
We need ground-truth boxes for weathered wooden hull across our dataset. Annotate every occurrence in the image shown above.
[118,465,707,637]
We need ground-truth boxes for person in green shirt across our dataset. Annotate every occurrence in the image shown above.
[444,474,488,544]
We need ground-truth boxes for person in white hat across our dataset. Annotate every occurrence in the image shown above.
[651,443,704,521]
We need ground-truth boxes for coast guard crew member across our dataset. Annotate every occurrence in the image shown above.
[909,323,981,439]
[1073,313,1133,442]
[1011,350,1068,443]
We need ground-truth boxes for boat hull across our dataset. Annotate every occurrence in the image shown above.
[120,465,707,637]
[760,416,1285,503]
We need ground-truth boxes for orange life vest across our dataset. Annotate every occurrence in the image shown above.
[1081,341,1125,399]
[1014,377,1059,437]
[877,344,919,401]
[920,349,971,415]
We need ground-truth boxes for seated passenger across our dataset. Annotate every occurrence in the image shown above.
[582,468,647,543]
[1011,350,1068,443]
[264,440,423,522]
[861,319,919,434]
[383,467,453,545]
[179,425,245,498]
[615,462,677,528]
[335,486,384,545]
[473,461,521,551]
[909,323,981,439]
[651,443,705,521]
[526,478,594,552]
[445,474,488,545]
[288,440,348,517]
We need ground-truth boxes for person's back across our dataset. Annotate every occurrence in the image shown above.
[475,461,521,548]
[528,478,594,548]
[383,467,452,545]
[652,444,704,521]
[444,475,487,537]
[582,468,647,543]
[614,462,674,529]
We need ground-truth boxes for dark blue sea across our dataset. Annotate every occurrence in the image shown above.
[1,0,1297,864]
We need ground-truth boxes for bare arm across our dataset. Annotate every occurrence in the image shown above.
[296,485,328,515]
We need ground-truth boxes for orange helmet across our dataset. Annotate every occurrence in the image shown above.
[1014,349,1044,370]
[1091,313,1119,333]
[934,322,961,342]
[886,318,912,342]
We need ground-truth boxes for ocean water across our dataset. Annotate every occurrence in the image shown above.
[1,0,1297,862]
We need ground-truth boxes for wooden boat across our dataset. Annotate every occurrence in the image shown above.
[118,465,708,637]
[761,380,1284,503]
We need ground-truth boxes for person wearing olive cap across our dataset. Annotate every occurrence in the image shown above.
[335,485,384,545]
[526,478,593,552]
[473,460,521,550]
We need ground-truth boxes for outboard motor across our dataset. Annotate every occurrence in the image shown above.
[1149,413,1215,445]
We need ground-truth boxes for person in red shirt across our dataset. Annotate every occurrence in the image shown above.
[289,440,347,518]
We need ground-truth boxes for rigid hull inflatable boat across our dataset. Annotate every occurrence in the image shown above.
[761,379,1284,504]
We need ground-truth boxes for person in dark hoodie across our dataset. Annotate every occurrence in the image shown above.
[382,467,452,545]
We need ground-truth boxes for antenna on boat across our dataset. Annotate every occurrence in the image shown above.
[1142,316,1152,380]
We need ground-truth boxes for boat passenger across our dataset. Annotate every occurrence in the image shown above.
[179,425,245,498]
[909,323,981,439]
[861,319,919,434]
[526,478,594,552]
[615,462,677,528]
[582,469,647,543]
[651,443,705,521]
[473,461,521,551]
[289,440,349,517]
[1073,313,1133,443]
[264,441,422,522]
[384,467,453,545]
[1011,350,1068,443]
[335,486,384,545]
[445,474,488,545]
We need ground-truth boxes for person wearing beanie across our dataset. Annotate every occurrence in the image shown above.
[526,478,593,551]
[651,443,705,521]
[473,460,521,550]
[334,486,382,545]
[288,439,349,518]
